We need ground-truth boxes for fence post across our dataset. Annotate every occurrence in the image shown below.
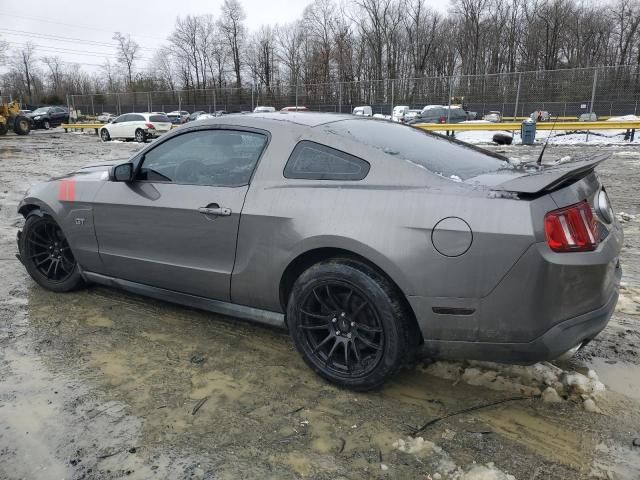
[251,82,254,111]
[90,95,95,116]
[513,73,521,121]
[148,92,152,112]
[295,82,298,108]
[390,79,394,114]
[338,81,342,113]
[178,92,182,112]
[586,69,598,142]
[446,75,453,124]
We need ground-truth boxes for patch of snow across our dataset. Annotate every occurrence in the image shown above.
[582,398,602,414]
[449,175,462,182]
[393,437,516,480]
[455,463,516,480]
[393,436,441,454]
[541,386,562,403]
[421,360,606,407]
[487,191,519,200]
[606,114,640,122]
[553,155,573,165]
[616,211,636,223]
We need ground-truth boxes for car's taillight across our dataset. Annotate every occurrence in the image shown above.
[439,116,446,123]
[544,200,598,252]
[145,123,155,129]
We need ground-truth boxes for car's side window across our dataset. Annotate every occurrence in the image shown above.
[284,141,370,181]
[137,129,268,187]
[131,114,145,122]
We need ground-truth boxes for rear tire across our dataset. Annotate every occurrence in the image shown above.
[14,116,31,135]
[135,129,146,143]
[0,121,7,136]
[288,258,412,391]
[43,119,51,130]
[100,128,111,142]
[19,214,84,293]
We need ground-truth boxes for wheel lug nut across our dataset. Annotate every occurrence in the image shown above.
[332,318,337,323]
[350,321,355,327]
[336,330,341,335]
[340,312,346,317]
[347,333,352,339]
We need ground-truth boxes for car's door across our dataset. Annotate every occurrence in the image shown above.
[52,107,66,125]
[92,127,269,301]
[109,115,127,137]
[122,114,144,138]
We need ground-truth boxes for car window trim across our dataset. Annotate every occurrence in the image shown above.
[132,125,272,188]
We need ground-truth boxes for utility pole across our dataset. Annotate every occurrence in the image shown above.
[513,73,521,121]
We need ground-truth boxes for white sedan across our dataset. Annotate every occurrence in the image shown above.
[99,113,172,142]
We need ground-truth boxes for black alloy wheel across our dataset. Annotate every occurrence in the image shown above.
[298,282,385,377]
[20,214,83,292]
[289,259,412,391]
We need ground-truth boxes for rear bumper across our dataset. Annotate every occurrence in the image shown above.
[416,286,618,363]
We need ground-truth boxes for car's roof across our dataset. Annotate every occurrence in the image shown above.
[195,112,354,128]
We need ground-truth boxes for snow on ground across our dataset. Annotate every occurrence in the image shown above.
[392,436,516,479]
[421,360,606,411]
[444,129,639,146]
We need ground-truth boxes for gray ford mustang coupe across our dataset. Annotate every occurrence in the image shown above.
[17,113,622,390]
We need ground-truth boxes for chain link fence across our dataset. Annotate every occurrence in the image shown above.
[69,65,640,119]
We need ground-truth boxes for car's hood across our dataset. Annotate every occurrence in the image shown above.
[468,154,609,194]
[50,159,130,182]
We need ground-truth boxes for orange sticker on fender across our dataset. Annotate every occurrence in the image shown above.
[58,178,76,201]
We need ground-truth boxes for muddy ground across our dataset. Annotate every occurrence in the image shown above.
[0,130,639,480]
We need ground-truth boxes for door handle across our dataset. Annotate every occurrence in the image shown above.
[198,206,232,216]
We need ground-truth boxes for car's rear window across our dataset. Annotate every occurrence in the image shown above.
[328,119,509,180]
[150,115,170,122]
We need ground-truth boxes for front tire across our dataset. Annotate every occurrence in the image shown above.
[288,258,412,391]
[100,128,111,142]
[19,214,83,292]
[43,119,51,130]
[14,116,31,135]
[135,129,146,143]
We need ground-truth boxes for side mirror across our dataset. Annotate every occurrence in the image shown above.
[110,163,134,182]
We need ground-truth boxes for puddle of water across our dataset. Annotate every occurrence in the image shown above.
[589,357,640,400]
[480,407,594,471]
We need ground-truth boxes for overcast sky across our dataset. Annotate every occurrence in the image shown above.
[0,0,451,72]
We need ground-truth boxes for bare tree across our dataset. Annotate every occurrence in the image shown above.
[10,42,38,103]
[218,0,246,88]
[112,32,140,91]
[41,56,64,93]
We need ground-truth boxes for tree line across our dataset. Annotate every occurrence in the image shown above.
[1,0,639,108]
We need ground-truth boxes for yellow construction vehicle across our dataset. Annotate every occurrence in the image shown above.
[0,98,31,136]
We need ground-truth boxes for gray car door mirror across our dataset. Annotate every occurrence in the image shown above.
[110,163,134,182]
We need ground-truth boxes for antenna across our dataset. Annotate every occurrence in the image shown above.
[536,114,560,166]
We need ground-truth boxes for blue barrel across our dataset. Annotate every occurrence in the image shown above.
[521,119,536,145]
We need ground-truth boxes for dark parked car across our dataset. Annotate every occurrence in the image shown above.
[29,106,69,129]
[411,106,469,124]
[16,113,622,390]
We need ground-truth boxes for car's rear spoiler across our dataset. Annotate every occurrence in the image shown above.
[493,154,609,194]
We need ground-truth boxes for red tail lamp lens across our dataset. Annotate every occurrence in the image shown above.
[545,201,598,252]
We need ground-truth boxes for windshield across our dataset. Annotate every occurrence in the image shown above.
[327,119,510,180]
